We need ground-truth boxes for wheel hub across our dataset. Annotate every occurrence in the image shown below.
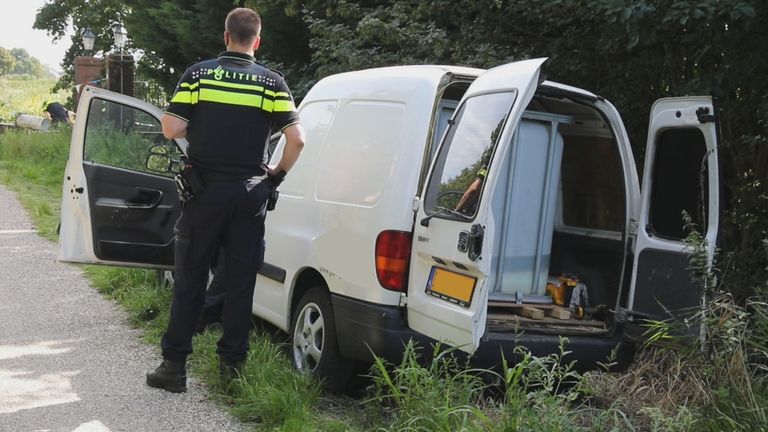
[292,302,324,372]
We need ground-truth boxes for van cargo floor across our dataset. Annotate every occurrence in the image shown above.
[487,302,609,335]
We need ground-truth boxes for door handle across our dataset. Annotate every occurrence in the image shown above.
[467,224,484,262]
[126,188,163,209]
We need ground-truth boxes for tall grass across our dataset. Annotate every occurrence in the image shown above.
[0,128,69,240]
[584,221,768,432]
[3,125,767,431]
[0,128,360,430]
[0,76,69,122]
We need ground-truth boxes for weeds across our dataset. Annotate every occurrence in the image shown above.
[4,120,767,431]
[610,215,768,431]
[0,128,69,240]
[366,342,492,431]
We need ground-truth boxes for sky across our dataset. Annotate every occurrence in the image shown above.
[0,0,73,73]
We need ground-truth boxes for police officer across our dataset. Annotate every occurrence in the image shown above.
[146,7,305,393]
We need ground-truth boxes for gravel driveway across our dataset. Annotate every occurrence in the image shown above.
[0,185,249,432]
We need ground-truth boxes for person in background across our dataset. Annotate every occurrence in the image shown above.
[42,101,72,125]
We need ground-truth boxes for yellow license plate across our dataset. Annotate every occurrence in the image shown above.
[425,267,477,307]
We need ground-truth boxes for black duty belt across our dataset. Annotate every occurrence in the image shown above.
[200,169,266,184]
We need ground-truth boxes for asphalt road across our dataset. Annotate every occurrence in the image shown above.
[0,185,249,432]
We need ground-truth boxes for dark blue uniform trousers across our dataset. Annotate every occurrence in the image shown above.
[162,178,270,364]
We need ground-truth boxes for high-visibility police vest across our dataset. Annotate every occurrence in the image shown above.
[165,51,300,180]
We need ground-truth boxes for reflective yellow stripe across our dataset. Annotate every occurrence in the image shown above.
[171,91,192,104]
[200,78,264,93]
[199,88,263,108]
[173,78,292,111]
[274,100,295,112]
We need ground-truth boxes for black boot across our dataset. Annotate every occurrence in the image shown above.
[146,359,187,393]
[218,356,244,384]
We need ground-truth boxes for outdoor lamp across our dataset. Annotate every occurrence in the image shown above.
[81,28,96,52]
[113,24,127,51]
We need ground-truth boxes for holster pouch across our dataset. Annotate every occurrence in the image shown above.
[266,170,285,211]
[175,174,194,203]
[267,187,279,211]
[176,157,205,203]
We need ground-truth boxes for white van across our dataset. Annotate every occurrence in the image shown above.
[59,58,720,389]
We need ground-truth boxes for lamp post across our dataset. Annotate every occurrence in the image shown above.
[113,24,127,96]
[82,28,96,52]
[74,28,103,108]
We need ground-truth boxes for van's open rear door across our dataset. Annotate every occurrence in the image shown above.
[624,97,720,328]
[407,58,547,353]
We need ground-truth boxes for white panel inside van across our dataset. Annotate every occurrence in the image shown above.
[315,101,406,207]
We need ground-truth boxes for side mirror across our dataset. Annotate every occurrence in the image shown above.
[146,144,173,173]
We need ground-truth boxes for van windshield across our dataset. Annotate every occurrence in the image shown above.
[423,91,517,220]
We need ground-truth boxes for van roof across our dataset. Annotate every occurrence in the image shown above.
[321,64,485,82]
[303,64,600,105]
[303,65,484,104]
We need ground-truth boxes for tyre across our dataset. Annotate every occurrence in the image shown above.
[290,287,353,392]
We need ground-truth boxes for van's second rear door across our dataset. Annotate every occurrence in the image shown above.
[407,58,546,353]
[626,97,720,323]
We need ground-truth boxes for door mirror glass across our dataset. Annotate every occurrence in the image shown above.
[145,144,174,173]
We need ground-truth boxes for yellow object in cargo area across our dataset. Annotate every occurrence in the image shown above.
[546,274,580,306]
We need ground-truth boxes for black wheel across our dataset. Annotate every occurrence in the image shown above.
[290,287,353,392]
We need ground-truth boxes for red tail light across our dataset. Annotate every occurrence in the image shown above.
[375,230,412,292]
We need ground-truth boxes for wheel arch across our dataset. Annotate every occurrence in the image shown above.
[289,267,329,322]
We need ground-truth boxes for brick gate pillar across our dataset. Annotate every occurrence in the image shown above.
[73,56,105,109]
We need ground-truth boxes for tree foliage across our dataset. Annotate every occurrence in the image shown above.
[0,47,16,76]
[34,0,127,90]
[295,0,768,298]
[34,0,768,296]
[9,49,46,77]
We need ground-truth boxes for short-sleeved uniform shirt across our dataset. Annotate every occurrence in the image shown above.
[165,51,300,180]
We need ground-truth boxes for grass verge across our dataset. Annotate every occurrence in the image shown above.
[0,128,364,431]
[3,128,767,431]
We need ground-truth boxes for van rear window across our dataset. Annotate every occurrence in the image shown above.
[423,91,517,220]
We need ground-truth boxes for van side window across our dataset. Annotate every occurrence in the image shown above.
[275,100,337,198]
[424,91,517,220]
[83,98,179,177]
[649,128,709,239]
[315,101,405,206]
